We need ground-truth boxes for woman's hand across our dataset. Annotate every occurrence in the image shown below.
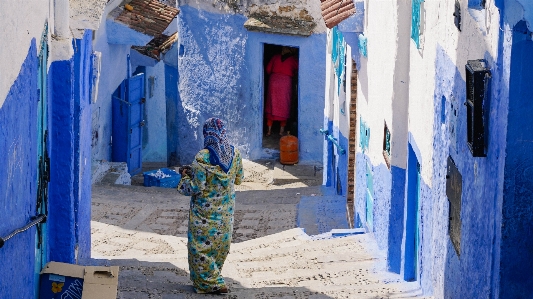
[179,165,192,177]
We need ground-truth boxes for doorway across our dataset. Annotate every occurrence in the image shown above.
[262,44,299,150]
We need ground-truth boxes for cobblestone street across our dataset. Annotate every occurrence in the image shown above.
[90,160,429,298]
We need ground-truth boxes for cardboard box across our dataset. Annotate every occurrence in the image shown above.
[39,262,119,299]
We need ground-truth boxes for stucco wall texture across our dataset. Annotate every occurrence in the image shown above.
[176,5,325,165]
[0,41,39,298]
[142,62,168,163]
[341,0,533,297]
[92,0,130,162]
[0,2,49,107]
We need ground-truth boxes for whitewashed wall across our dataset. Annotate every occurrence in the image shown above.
[407,0,501,296]
[92,0,131,161]
[408,0,500,185]
[0,1,50,107]
[356,0,398,168]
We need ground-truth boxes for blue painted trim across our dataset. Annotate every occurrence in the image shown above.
[387,165,406,273]
[404,143,420,281]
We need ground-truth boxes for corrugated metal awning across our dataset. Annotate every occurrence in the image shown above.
[321,0,356,29]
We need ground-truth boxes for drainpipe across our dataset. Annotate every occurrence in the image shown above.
[54,0,69,38]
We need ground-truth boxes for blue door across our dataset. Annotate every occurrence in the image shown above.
[127,74,144,175]
[405,144,421,281]
[112,73,145,175]
[35,24,49,296]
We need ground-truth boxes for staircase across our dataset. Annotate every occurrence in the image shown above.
[89,159,431,298]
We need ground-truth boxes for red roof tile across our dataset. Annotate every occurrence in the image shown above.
[320,0,356,29]
[112,0,179,38]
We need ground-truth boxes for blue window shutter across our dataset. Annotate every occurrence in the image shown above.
[411,0,424,48]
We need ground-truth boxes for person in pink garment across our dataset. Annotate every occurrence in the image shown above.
[265,47,298,136]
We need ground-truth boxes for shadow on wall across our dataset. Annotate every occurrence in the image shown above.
[439,9,503,297]
[499,20,533,299]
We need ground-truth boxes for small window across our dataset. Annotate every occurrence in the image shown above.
[359,117,370,153]
[465,59,491,157]
[358,34,367,57]
[453,0,461,31]
[446,156,462,257]
[382,122,391,169]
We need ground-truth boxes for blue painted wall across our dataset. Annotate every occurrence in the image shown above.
[499,23,533,299]
[49,57,77,263]
[49,34,93,264]
[433,43,505,298]
[73,31,94,261]
[165,64,179,166]
[387,165,406,274]
[176,6,325,164]
[0,40,39,299]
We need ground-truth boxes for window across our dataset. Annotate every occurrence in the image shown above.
[382,122,391,169]
[454,0,461,31]
[359,117,370,152]
[465,59,491,157]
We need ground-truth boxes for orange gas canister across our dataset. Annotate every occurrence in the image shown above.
[280,132,299,165]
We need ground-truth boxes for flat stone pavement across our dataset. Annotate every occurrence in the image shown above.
[90,160,430,299]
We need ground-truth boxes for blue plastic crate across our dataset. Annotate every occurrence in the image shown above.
[143,168,181,188]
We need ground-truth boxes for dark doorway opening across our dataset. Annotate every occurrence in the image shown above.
[262,43,299,150]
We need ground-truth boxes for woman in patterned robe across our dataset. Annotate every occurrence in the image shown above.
[177,117,243,294]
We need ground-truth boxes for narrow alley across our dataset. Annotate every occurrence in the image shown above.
[3,1,533,298]
[90,160,428,298]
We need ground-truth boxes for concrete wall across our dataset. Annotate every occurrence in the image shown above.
[176,5,326,165]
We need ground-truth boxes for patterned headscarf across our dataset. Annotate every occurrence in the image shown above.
[203,117,234,173]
